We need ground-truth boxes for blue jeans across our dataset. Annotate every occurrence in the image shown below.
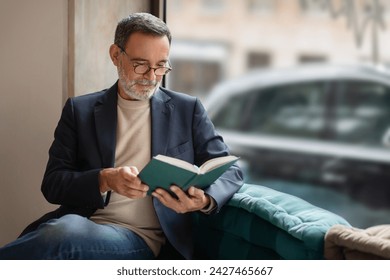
[0,214,154,260]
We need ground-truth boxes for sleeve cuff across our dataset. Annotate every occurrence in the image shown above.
[101,191,110,206]
[200,196,217,214]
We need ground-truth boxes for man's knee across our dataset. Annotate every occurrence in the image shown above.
[37,214,89,242]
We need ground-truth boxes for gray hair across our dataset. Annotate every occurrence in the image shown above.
[114,12,171,50]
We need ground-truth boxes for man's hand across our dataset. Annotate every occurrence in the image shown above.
[151,186,211,214]
[99,166,149,199]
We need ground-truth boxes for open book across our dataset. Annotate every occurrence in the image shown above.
[138,154,239,194]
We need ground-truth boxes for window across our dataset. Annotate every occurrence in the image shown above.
[167,40,227,99]
[247,51,272,69]
[332,80,390,147]
[299,0,328,16]
[212,81,329,139]
[246,82,328,139]
[382,0,390,18]
[299,54,327,64]
[212,91,255,130]
[201,0,225,14]
[168,59,223,99]
[247,0,276,15]
[165,0,390,229]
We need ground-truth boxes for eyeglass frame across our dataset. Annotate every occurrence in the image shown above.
[118,46,172,76]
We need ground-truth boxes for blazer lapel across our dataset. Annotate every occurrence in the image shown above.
[94,83,118,167]
[151,89,194,259]
[151,88,173,157]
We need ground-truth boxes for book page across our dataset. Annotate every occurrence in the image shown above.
[199,155,238,173]
[154,155,199,173]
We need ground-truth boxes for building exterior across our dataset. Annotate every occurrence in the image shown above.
[166,0,390,98]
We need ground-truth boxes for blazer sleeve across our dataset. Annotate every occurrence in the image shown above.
[41,98,105,209]
[192,98,244,213]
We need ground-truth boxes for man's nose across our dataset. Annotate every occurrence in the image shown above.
[143,68,157,80]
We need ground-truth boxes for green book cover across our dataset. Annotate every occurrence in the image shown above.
[138,155,238,195]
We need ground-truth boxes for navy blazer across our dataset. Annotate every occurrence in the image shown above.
[20,82,243,259]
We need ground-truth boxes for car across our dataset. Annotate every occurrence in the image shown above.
[204,64,390,228]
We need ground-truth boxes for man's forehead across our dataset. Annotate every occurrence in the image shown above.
[124,33,170,61]
[125,32,170,47]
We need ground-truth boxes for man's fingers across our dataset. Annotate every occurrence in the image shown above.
[169,185,190,201]
[187,186,204,198]
[152,186,210,214]
[123,186,148,198]
[129,166,139,175]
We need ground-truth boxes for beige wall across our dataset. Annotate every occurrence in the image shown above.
[0,0,67,246]
[0,0,150,247]
[71,0,150,97]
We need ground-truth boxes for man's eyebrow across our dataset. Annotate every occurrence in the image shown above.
[130,58,148,63]
[130,58,169,64]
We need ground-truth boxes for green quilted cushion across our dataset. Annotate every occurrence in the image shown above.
[193,184,350,259]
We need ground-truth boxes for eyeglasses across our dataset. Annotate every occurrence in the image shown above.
[119,47,172,76]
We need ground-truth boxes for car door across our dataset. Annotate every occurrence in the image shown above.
[324,79,390,208]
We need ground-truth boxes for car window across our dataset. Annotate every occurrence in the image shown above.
[211,90,256,130]
[245,82,329,139]
[331,80,390,147]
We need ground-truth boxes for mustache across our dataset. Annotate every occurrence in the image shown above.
[130,79,158,86]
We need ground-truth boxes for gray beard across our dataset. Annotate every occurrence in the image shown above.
[117,65,159,100]
[119,78,158,100]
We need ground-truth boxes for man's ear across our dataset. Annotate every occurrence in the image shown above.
[109,44,121,66]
